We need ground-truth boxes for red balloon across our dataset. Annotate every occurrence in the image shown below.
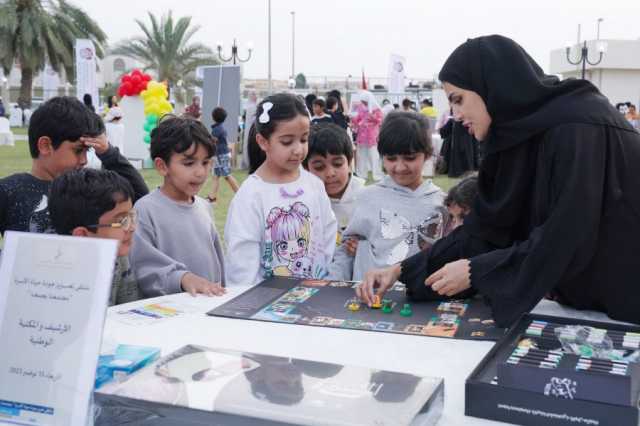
[117,86,125,97]
[132,68,142,76]
[120,82,133,96]
[122,75,132,83]
[142,74,152,82]
[141,80,149,90]
[131,75,142,85]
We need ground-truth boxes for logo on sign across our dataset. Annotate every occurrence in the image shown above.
[80,48,94,60]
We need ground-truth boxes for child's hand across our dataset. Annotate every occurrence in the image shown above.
[356,263,402,306]
[82,133,109,155]
[180,272,226,297]
[343,237,359,257]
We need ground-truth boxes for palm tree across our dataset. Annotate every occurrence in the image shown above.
[0,0,106,108]
[111,11,217,96]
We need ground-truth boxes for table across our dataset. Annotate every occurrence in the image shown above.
[102,286,626,426]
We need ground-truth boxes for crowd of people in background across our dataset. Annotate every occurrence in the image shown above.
[616,101,640,130]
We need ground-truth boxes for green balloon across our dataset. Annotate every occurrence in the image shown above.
[147,114,159,124]
[144,133,151,144]
[143,123,151,132]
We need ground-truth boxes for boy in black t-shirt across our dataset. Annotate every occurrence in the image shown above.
[0,96,148,236]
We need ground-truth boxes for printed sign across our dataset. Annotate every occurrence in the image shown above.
[0,231,117,425]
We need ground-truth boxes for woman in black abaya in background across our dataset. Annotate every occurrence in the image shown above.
[438,110,479,177]
[357,35,640,327]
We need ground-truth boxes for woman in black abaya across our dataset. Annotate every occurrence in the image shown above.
[438,113,479,177]
[357,35,640,327]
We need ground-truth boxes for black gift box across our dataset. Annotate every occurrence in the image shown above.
[465,313,640,426]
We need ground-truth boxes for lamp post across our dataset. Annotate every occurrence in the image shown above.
[216,39,253,65]
[290,11,295,80]
[268,0,272,94]
[565,40,607,80]
[596,18,604,40]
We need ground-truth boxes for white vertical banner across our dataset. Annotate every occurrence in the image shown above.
[387,53,406,94]
[42,64,60,101]
[75,39,98,105]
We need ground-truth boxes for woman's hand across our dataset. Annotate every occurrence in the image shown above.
[356,263,402,306]
[425,259,471,296]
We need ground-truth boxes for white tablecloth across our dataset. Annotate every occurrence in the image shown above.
[103,287,627,426]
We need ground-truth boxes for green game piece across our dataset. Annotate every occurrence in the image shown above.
[400,303,413,317]
[578,345,594,357]
[382,302,393,314]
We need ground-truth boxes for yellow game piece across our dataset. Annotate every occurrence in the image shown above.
[371,295,382,309]
[348,302,360,312]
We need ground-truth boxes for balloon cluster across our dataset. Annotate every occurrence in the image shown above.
[117,69,151,97]
[117,70,174,145]
[140,81,172,144]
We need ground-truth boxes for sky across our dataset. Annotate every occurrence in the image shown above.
[79,0,640,82]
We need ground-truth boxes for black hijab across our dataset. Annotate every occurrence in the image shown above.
[438,35,631,246]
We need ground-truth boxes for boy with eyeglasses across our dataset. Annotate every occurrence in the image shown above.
[48,168,140,306]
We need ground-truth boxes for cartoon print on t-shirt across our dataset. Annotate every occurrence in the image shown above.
[28,194,54,234]
[379,208,447,264]
[264,202,313,278]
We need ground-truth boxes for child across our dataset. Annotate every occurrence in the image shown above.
[225,93,337,286]
[328,112,446,281]
[310,99,333,125]
[444,173,478,232]
[395,173,479,302]
[326,96,348,129]
[0,96,148,236]
[303,123,365,247]
[48,168,140,306]
[129,116,226,297]
[206,107,240,203]
[351,91,383,181]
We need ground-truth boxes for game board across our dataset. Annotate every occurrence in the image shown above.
[208,276,505,341]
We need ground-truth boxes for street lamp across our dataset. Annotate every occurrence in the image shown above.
[596,18,604,40]
[216,39,253,65]
[290,11,296,80]
[565,40,607,80]
[267,0,272,94]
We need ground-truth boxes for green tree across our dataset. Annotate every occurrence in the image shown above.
[295,73,307,89]
[0,0,106,108]
[111,11,217,93]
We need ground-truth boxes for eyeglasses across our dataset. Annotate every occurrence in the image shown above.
[87,210,137,232]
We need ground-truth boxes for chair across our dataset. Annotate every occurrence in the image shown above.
[0,117,14,146]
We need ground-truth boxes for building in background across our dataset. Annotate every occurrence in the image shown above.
[549,38,640,106]
[0,54,144,106]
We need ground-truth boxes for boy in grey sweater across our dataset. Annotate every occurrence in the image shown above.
[328,112,446,281]
[129,117,226,297]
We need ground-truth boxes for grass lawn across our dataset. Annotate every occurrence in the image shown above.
[10,127,27,136]
[0,136,460,238]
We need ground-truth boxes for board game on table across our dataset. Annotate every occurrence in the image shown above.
[208,276,506,341]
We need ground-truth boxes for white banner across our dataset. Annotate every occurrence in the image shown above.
[75,39,98,107]
[0,232,117,426]
[42,64,60,101]
[387,53,406,94]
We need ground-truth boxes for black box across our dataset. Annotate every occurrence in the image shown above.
[466,313,640,426]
